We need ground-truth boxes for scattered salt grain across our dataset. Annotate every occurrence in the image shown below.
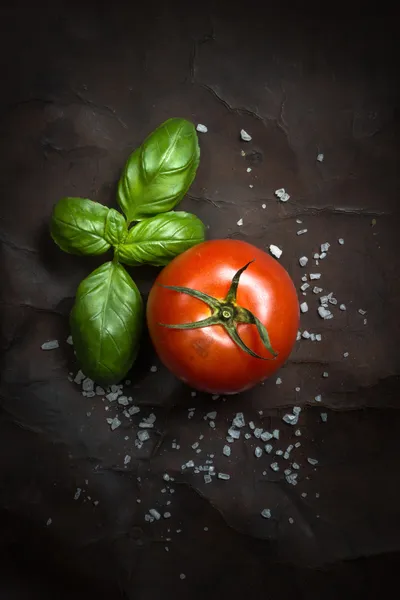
[338,238,344,245]
[186,460,195,468]
[255,446,263,458]
[124,455,131,465]
[41,340,59,350]
[283,413,299,425]
[310,273,321,280]
[233,412,245,428]
[226,436,234,443]
[292,462,300,470]
[315,334,322,341]
[301,283,310,291]
[137,430,150,442]
[296,330,301,341]
[343,352,349,358]
[218,473,230,480]
[317,153,324,162]
[163,473,170,482]
[150,365,157,373]
[66,335,73,345]
[320,413,328,422]
[275,449,283,456]
[46,518,52,526]
[286,473,298,485]
[262,203,266,209]
[323,371,329,378]
[299,256,308,267]
[254,428,263,439]
[247,167,252,172]
[320,242,330,253]
[295,429,301,436]
[223,445,231,457]
[237,218,243,226]
[180,574,186,580]
[149,509,161,520]
[319,252,327,259]
[240,129,252,142]
[96,386,105,396]
[228,428,240,440]
[265,444,273,454]
[128,405,140,416]
[274,188,286,199]
[297,229,308,236]
[106,392,119,402]
[249,184,254,188]
[163,512,171,519]
[261,508,271,519]
[261,431,273,442]
[302,330,310,339]
[196,123,208,133]
[209,421,215,429]
[300,302,308,313]
[307,458,319,466]
[192,442,199,450]
[244,432,251,439]
[276,377,282,385]
[301,492,307,498]
[339,304,346,311]
[270,462,279,472]
[315,394,322,402]
[110,417,121,431]
[74,488,82,501]
[289,517,294,524]
[204,474,212,484]
[318,306,333,320]
[358,309,367,316]
[273,429,280,440]
[118,396,129,406]
[269,244,283,259]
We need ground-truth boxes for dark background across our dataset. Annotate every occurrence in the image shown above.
[1,1,399,598]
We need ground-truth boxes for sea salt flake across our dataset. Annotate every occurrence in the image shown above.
[297,229,308,235]
[255,446,263,458]
[137,430,150,442]
[118,395,129,406]
[254,428,263,439]
[276,377,282,385]
[320,412,328,422]
[310,273,321,280]
[343,352,349,358]
[261,508,271,519]
[204,474,212,484]
[196,123,208,133]
[301,283,310,291]
[270,462,279,472]
[339,304,346,311]
[274,188,285,198]
[149,509,161,520]
[320,242,330,253]
[265,444,273,454]
[318,306,332,319]
[269,244,282,259]
[218,473,230,480]
[110,417,121,431]
[358,309,367,315]
[240,129,252,141]
[261,431,273,442]
[273,429,280,440]
[317,153,324,162]
[283,413,299,425]
[128,405,140,416]
[74,488,82,501]
[338,238,344,245]
[237,218,243,226]
[315,394,322,402]
[41,340,59,350]
[307,458,319,466]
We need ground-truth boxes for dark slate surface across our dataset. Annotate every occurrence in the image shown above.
[1,1,399,597]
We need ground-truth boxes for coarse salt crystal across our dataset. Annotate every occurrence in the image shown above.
[300,302,308,313]
[262,203,266,209]
[339,304,346,311]
[272,429,280,440]
[289,517,294,524]
[323,372,329,378]
[244,432,251,439]
[315,394,322,402]
[118,396,129,406]
[276,377,282,385]
[66,335,73,345]
[46,518,52,526]
[280,192,290,202]
[320,412,328,422]
[124,455,131,465]
[128,405,140,416]
[106,392,119,402]
[247,167,252,172]
[320,242,330,253]
[204,474,212,484]
[110,417,121,431]
[318,306,332,319]
[317,153,324,162]
[223,445,231,457]
[196,123,208,133]
[269,244,283,259]
[253,428,263,439]
[301,283,310,291]
[228,428,240,439]
[343,352,349,358]
[358,309,367,315]
[296,330,301,341]
[74,488,82,501]
[307,458,319,466]
[292,462,300,470]
[283,413,299,425]
[297,229,308,235]
[261,508,271,519]
[299,256,308,267]
[310,273,321,280]
[218,473,230,480]
[270,462,279,472]
[237,218,243,226]
[255,446,263,458]
[261,431,273,442]
[319,252,327,259]
[41,340,59,350]
[149,509,161,520]
[137,430,150,442]
[240,129,252,141]
[274,188,285,198]
[315,334,322,341]
[338,238,344,245]
[206,411,217,420]
[276,449,283,456]
[233,412,245,428]
[295,429,301,436]
[265,444,273,454]
[180,574,186,580]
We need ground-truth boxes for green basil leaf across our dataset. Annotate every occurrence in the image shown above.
[70,261,143,385]
[117,118,200,222]
[117,211,206,267]
[104,208,128,246]
[50,197,110,255]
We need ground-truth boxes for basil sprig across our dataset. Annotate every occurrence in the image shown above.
[50,118,205,384]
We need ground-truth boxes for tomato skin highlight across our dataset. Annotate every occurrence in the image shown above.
[146,239,299,394]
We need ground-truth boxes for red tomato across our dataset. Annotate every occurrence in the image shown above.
[146,239,299,394]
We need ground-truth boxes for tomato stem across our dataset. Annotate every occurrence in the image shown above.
[159,261,278,360]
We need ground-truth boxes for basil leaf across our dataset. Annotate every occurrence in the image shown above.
[104,208,128,246]
[51,197,110,255]
[117,118,200,222]
[70,261,143,385]
[118,211,206,267]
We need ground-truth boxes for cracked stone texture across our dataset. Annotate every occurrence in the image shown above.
[1,1,400,598]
